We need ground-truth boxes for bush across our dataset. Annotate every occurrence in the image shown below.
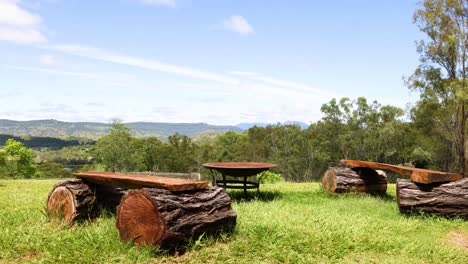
[37,162,73,178]
[256,171,284,184]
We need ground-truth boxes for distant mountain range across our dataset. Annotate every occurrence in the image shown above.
[0,119,242,139]
[236,121,309,130]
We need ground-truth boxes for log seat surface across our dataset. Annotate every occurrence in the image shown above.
[340,160,463,184]
[74,172,208,191]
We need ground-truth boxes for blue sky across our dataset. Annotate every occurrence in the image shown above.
[0,0,423,125]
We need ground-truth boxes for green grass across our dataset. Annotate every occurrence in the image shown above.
[0,180,467,263]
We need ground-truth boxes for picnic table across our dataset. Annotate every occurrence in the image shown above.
[203,162,278,193]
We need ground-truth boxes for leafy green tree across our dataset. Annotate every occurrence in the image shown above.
[407,0,468,175]
[94,121,144,172]
[0,139,37,178]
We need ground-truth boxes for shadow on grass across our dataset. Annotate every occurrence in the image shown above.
[227,190,282,203]
[315,188,396,202]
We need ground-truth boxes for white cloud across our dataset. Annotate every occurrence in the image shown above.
[229,70,336,98]
[51,44,239,84]
[136,0,176,7]
[223,15,255,36]
[3,64,130,87]
[39,54,61,65]
[0,0,46,44]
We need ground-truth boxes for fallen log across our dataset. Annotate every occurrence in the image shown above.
[46,179,97,224]
[340,159,462,184]
[322,167,387,195]
[116,187,237,248]
[396,178,468,218]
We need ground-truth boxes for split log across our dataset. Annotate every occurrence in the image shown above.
[396,178,468,218]
[46,179,96,224]
[116,186,237,248]
[322,167,387,195]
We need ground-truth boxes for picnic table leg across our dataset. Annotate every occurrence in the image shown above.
[243,176,247,195]
[222,173,227,190]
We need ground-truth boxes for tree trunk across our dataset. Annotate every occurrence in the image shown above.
[46,179,127,224]
[116,187,237,248]
[46,179,96,224]
[396,178,468,218]
[322,167,387,195]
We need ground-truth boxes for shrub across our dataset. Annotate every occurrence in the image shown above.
[256,171,284,184]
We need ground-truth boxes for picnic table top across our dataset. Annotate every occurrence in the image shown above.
[74,172,208,191]
[340,159,463,184]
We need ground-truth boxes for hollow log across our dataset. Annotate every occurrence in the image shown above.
[396,178,468,218]
[322,167,387,194]
[46,179,96,224]
[116,187,237,248]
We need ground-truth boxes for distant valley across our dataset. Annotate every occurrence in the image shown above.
[0,119,242,139]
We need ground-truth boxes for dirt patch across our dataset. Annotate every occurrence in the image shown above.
[448,231,468,252]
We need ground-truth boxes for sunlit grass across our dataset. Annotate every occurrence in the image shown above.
[0,180,467,263]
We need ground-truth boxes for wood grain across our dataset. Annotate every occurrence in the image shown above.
[75,172,208,191]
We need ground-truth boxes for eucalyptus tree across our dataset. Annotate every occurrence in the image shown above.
[407,0,468,175]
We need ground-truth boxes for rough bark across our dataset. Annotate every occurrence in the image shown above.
[396,178,468,218]
[46,179,96,224]
[116,186,237,248]
[46,179,127,224]
[322,167,387,195]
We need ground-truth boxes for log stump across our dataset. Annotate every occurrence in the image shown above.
[322,167,387,195]
[116,186,237,248]
[396,178,468,218]
[46,179,96,224]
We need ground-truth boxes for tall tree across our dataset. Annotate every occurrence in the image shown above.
[94,121,144,172]
[407,0,468,175]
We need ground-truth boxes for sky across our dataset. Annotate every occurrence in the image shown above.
[0,0,424,125]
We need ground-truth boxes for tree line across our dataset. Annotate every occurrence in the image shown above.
[1,0,466,180]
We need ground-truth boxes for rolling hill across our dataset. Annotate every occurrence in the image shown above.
[0,119,242,139]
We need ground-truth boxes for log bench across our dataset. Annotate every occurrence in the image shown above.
[46,172,237,248]
[327,159,467,219]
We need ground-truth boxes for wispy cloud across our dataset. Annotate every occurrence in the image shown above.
[230,70,335,98]
[2,64,130,87]
[0,0,47,44]
[135,0,176,8]
[223,15,255,36]
[51,44,239,84]
[39,54,61,65]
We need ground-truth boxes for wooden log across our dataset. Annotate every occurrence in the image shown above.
[116,186,237,248]
[46,179,127,224]
[46,179,96,224]
[322,167,387,194]
[396,178,468,218]
[340,159,462,184]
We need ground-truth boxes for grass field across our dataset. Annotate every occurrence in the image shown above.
[0,179,467,263]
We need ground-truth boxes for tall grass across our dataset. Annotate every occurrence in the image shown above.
[0,180,466,263]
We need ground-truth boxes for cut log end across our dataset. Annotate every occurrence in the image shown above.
[322,167,387,195]
[116,190,165,246]
[46,179,96,224]
[115,187,237,248]
[47,186,76,224]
